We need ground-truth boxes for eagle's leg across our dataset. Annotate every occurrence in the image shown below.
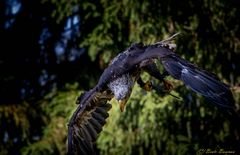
[162,78,173,92]
[143,63,173,92]
[137,78,153,91]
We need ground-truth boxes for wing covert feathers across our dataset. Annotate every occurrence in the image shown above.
[67,90,112,155]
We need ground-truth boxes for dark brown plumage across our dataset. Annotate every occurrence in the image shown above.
[67,34,236,154]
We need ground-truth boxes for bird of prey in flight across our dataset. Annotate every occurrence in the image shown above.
[67,33,235,155]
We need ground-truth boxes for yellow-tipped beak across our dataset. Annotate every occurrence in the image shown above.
[119,99,126,112]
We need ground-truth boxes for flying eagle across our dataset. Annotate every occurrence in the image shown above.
[67,34,235,154]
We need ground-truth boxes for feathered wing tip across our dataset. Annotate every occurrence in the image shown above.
[161,54,235,109]
[153,32,181,46]
[67,101,112,155]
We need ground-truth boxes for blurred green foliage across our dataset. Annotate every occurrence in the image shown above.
[1,0,240,154]
[21,84,80,155]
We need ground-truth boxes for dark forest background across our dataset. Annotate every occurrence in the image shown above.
[0,0,240,154]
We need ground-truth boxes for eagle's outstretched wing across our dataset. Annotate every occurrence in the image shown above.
[127,43,235,109]
[67,88,113,155]
[160,54,235,109]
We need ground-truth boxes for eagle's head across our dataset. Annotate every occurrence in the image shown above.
[107,73,134,111]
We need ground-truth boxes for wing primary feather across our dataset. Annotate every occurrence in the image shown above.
[81,125,93,143]
[95,107,110,118]
[85,123,98,140]
[88,118,103,133]
[67,126,74,155]
[74,139,87,155]
[91,112,107,124]
[75,136,92,155]
[99,102,112,110]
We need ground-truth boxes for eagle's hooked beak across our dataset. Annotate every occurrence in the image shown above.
[118,97,130,112]
[116,89,132,112]
[119,99,127,112]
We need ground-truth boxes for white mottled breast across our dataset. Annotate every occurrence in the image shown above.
[107,73,134,100]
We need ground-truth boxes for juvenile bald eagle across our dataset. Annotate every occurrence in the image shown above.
[67,34,235,154]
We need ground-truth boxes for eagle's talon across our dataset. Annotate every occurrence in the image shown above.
[143,81,153,91]
[163,80,173,91]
